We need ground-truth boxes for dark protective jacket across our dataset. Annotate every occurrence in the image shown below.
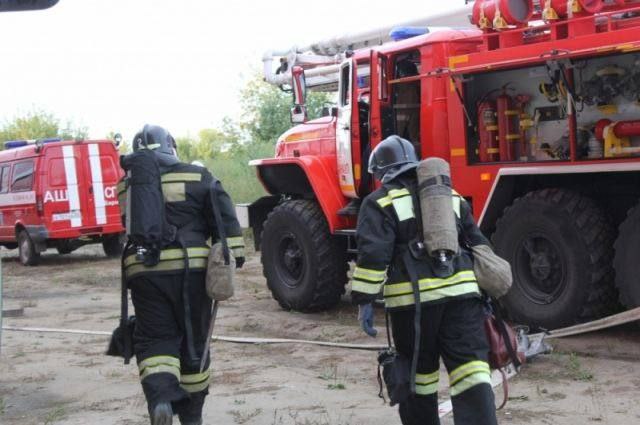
[350,173,488,310]
[118,162,244,280]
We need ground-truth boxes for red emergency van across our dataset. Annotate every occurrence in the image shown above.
[0,138,124,265]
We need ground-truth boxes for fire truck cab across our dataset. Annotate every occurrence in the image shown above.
[0,138,124,265]
[244,0,640,329]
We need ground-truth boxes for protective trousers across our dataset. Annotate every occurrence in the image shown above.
[390,297,497,425]
[130,271,212,423]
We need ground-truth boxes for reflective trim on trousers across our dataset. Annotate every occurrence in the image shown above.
[449,361,491,397]
[180,369,211,393]
[138,355,181,381]
[415,370,440,396]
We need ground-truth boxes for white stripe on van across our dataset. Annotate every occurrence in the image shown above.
[88,144,107,225]
[62,145,82,227]
[0,191,35,207]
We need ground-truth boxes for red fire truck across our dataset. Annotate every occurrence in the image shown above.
[242,0,640,329]
[0,138,124,265]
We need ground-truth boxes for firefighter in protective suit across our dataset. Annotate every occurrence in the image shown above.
[118,125,245,425]
[351,135,498,425]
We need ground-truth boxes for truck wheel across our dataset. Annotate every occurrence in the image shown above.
[102,234,124,258]
[18,230,40,266]
[613,203,640,309]
[261,200,348,311]
[492,189,617,329]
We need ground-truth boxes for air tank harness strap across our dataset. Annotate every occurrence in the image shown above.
[417,174,451,193]
[178,231,198,364]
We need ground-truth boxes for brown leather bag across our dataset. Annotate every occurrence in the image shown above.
[484,303,525,409]
[484,314,523,370]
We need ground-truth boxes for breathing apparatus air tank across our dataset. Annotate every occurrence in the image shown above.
[416,158,459,272]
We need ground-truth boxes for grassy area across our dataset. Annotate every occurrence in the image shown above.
[204,142,274,204]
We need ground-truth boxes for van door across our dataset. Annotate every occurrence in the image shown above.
[5,160,37,237]
[84,143,120,227]
[43,144,90,231]
[0,164,13,240]
[336,59,357,198]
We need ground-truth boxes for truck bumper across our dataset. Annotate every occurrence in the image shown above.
[235,196,281,251]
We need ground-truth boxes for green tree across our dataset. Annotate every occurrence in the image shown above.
[176,135,197,163]
[239,75,332,145]
[0,110,87,146]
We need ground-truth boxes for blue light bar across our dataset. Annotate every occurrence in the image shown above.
[389,26,429,41]
[38,138,61,144]
[4,140,28,149]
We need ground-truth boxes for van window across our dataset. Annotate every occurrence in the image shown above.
[48,158,66,187]
[0,165,10,193]
[100,156,117,183]
[339,64,351,107]
[11,160,35,192]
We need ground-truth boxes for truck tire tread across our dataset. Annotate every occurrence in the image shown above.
[493,188,617,327]
[261,200,347,311]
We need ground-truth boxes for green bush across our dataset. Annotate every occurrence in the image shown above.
[203,142,275,204]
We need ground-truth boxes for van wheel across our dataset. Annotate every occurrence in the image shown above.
[102,234,124,258]
[18,230,40,266]
[492,189,617,329]
[261,200,348,312]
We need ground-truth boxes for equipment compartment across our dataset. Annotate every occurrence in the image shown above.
[463,62,572,163]
[462,51,640,164]
[574,52,640,159]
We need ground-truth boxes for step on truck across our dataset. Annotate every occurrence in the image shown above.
[0,138,125,265]
[239,0,640,329]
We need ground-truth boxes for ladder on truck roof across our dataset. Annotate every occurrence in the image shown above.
[262,4,474,91]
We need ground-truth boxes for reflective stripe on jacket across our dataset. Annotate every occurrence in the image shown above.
[123,246,210,280]
[350,176,489,310]
[119,162,245,280]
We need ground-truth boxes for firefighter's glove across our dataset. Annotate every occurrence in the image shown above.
[235,256,245,269]
[358,303,377,337]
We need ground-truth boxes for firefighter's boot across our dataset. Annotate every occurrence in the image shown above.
[151,402,173,425]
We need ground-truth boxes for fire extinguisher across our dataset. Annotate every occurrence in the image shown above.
[477,101,499,162]
[497,93,520,161]
[516,94,532,160]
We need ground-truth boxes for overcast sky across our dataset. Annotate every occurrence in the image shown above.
[0,0,466,140]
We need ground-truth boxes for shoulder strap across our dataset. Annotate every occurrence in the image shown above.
[384,308,392,348]
[120,241,132,364]
[209,178,230,265]
[402,250,422,395]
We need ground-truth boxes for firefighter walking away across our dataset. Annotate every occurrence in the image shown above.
[351,135,498,425]
[116,125,245,425]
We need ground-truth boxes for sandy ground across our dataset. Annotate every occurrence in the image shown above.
[0,245,639,425]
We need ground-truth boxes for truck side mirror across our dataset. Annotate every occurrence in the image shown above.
[0,0,59,11]
[291,105,307,124]
[292,66,307,106]
[290,66,308,124]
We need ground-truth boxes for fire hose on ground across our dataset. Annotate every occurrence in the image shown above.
[2,306,639,418]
